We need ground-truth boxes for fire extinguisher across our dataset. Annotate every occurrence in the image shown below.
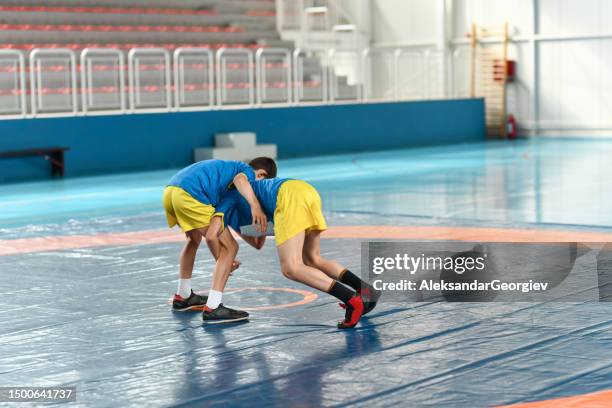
[506,114,517,139]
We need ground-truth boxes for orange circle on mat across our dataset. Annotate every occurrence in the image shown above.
[221,287,318,311]
[172,287,318,311]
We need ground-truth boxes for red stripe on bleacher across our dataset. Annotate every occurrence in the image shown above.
[0,5,218,16]
[246,11,276,17]
[0,23,245,34]
[0,62,288,74]
[0,82,320,97]
[0,43,266,51]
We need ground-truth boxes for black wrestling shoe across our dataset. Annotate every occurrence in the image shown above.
[359,286,381,315]
[172,291,208,312]
[202,304,249,324]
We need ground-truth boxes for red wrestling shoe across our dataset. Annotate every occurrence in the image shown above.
[359,286,381,315]
[337,295,364,329]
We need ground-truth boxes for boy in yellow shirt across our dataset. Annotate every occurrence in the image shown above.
[213,175,381,328]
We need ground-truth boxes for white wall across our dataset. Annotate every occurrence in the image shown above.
[539,0,612,36]
[369,0,612,137]
[370,0,439,45]
[452,0,532,38]
[536,0,612,133]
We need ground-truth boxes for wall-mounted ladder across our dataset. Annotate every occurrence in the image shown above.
[470,22,510,138]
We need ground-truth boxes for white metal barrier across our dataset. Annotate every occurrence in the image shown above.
[0,50,26,117]
[0,46,454,118]
[424,50,446,99]
[256,48,292,106]
[328,49,362,102]
[216,48,254,107]
[362,48,395,102]
[81,48,125,114]
[452,48,472,98]
[277,0,355,31]
[395,50,426,101]
[30,49,77,116]
[174,48,214,110]
[303,1,333,33]
[128,48,171,112]
[293,48,327,103]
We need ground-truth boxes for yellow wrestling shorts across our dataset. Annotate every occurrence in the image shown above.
[274,180,327,246]
[163,186,216,232]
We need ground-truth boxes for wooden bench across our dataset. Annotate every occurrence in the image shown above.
[0,147,70,177]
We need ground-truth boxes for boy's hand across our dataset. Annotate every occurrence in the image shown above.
[233,173,267,233]
[251,205,267,233]
[231,260,241,272]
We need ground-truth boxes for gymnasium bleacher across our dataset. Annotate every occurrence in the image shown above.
[0,0,287,50]
[0,0,360,115]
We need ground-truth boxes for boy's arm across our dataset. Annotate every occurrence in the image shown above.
[238,233,266,250]
[233,173,267,233]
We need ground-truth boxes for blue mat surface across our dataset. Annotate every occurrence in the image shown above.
[1,138,612,407]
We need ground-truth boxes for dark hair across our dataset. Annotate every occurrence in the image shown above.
[249,157,277,178]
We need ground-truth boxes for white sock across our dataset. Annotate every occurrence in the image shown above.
[177,279,192,299]
[206,290,223,309]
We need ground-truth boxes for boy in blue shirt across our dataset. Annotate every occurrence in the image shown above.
[214,176,381,329]
[163,158,276,323]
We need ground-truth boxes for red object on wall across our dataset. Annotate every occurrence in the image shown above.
[493,60,516,83]
[507,114,517,139]
[506,60,516,82]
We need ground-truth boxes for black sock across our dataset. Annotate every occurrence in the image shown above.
[328,281,354,304]
[339,269,372,293]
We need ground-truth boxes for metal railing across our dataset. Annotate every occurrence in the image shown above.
[81,48,125,114]
[0,46,450,119]
[174,48,214,110]
[277,0,355,32]
[256,48,292,105]
[128,48,172,112]
[293,48,328,103]
[216,48,255,107]
[0,50,26,117]
[277,0,363,52]
[30,48,78,117]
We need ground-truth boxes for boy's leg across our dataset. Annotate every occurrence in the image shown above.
[277,231,335,291]
[303,230,381,315]
[206,228,238,308]
[302,230,345,279]
[202,228,249,324]
[179,229,204,281]
[277,231,363,328]
[173,228,209,311]
[165,185,217,311]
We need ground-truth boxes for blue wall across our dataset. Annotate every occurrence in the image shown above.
[0,99,484,182]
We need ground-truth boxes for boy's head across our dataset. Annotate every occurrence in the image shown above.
[249,157,277,180]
